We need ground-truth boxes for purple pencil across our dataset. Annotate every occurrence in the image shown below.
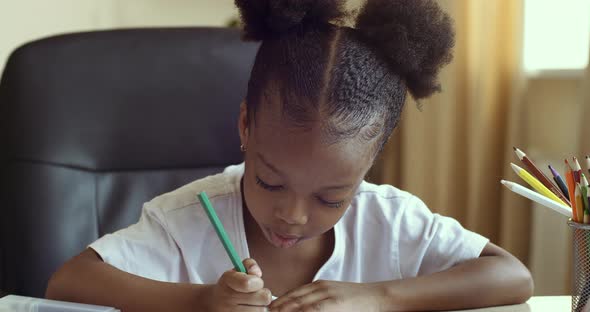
[549,164,570,200]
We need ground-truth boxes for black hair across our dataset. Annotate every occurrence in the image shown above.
[234,0,455,153]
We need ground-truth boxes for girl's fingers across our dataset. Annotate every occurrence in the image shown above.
[231,287,273,307]
[270,293,331,312]
[235,305,268,312]
[243,258,263,277]
[269,281,324,310]
[221,269,264,293]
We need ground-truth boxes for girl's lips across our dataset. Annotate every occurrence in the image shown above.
[267,228,301,248]
[275,232,300,239]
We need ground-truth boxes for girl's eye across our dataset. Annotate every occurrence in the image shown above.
[255,176,284,192]
[318,198,345,209]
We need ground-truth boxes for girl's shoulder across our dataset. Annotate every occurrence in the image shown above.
[148,163,244,214]
[347,180,430,223]
[354,180,416,204]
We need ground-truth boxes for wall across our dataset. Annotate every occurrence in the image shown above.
[524,77,586,295]
[0,0,239,73]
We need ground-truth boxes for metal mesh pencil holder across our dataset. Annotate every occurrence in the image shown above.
[569,220,590,312]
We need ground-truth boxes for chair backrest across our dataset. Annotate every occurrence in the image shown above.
[0,27,259,297]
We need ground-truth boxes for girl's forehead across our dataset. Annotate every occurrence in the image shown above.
[253,118,372,169]
[252,101,316,137]
[252,103,372,147]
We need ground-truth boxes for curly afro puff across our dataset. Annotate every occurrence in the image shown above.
[356,0,455,100]
[234,0,455,153]
[235,0,347,40]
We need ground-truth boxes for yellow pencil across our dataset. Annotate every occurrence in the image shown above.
[576,184,587,224]
[511,163,568,206]
[574,183,587,223]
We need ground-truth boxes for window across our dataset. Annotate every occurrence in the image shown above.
[523,0,590,76]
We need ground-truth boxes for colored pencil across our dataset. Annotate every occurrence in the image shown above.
[582,185,590,224]
[513,147,570,206]
[548,164,570,201]
[586,155,590,175]
[501,180,572,218]
[566,164,580,222]
[565,158,574,171]
[582,174,590,224]
[198,191,246,273]
[576,184,586,224]
[511,163,568,206]
[574,157,583,183]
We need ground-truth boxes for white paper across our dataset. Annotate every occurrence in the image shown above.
[0,295,120,312]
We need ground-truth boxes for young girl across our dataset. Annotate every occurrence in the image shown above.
[46,0,534,311]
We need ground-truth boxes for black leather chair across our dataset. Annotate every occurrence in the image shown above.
[0,27,259,298]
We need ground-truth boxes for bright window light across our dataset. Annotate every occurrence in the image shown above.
[523,0,590,75]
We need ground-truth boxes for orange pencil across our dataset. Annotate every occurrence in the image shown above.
[566,163,580,222]
[566,158,574,171]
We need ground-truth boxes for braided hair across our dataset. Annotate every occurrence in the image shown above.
[234,0,454,153]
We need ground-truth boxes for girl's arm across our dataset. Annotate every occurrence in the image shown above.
[377,242,533,311]
[47,249,271,312]
[269,242,533,312]
[46,249,209,312]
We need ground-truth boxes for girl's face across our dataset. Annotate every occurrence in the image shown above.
[238,102,375,249]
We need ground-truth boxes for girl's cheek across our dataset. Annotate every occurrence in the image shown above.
[251,190,275,216]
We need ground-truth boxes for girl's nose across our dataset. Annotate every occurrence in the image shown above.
[275,198,308,225]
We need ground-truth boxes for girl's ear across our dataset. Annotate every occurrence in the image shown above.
[238,101,249,148]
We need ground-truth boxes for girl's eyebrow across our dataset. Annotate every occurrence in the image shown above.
[318,184,354,191]
[257,152,284,177]
[257,152,354,191]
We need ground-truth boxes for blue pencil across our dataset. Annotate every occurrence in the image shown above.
[549,164,569,201]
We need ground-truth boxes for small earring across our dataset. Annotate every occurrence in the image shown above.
[240,144,246,152]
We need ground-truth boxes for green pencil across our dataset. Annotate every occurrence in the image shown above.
[583,185,590,219]
[198,191,246,273]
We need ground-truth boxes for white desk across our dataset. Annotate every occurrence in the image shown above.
[0,295,574,312]
[446,296,571,312]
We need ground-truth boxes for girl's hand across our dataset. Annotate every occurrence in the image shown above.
[204,258,273,312]
[268,280,384,312]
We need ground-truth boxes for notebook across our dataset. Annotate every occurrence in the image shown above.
[0,295,120,312]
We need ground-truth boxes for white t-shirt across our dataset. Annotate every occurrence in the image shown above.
[90,163,489,285]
